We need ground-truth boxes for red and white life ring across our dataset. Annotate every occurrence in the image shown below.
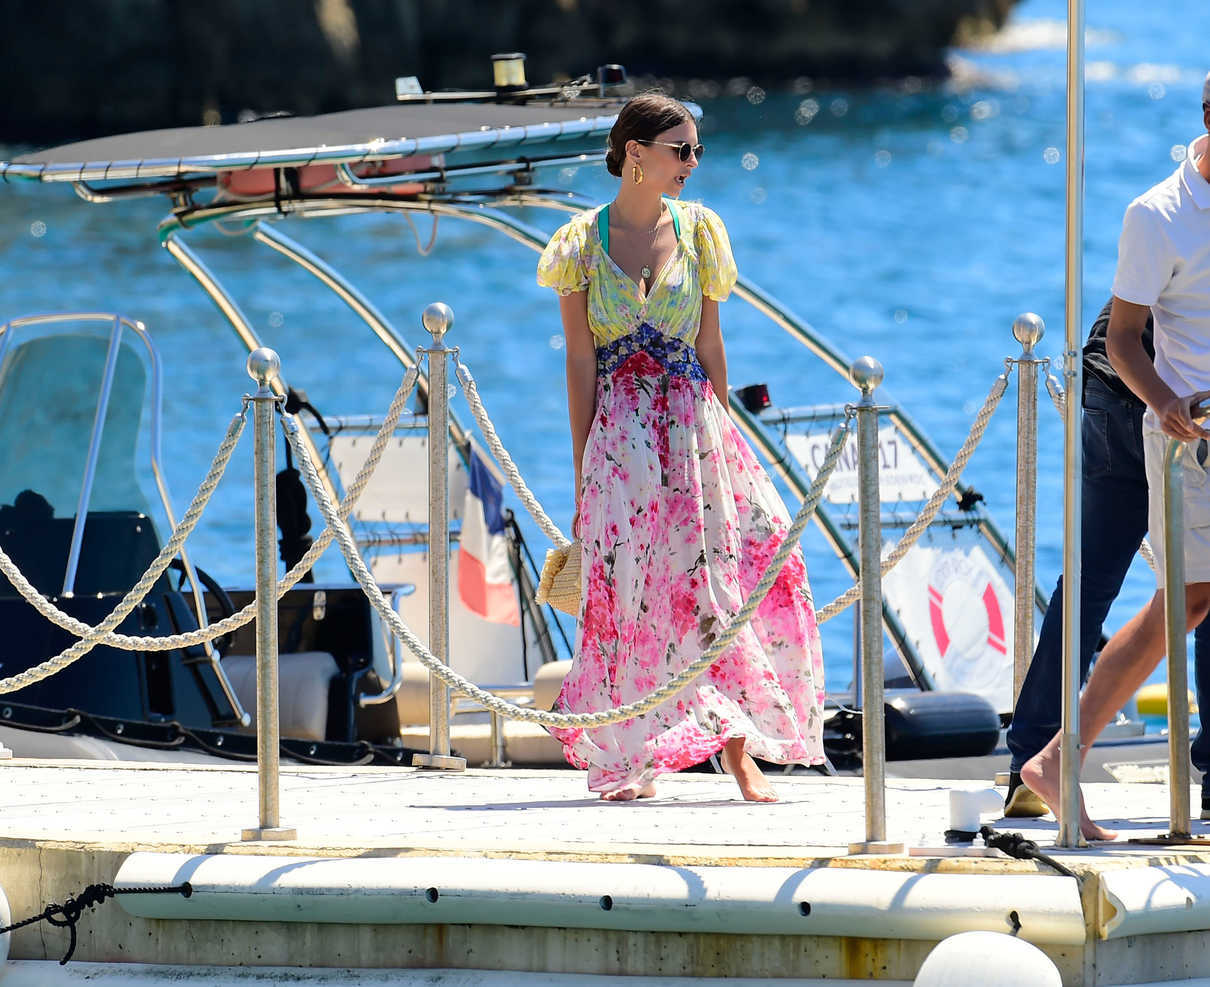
[927,577,1007,659]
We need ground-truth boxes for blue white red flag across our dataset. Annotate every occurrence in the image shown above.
[458,445,521,625]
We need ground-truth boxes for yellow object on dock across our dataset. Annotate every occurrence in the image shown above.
[1134,682,1198,717]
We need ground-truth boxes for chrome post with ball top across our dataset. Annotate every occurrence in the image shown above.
[1011,313,1045,706]
[413,302,467,772]
[242,346,296,842]
[848,356,904,855]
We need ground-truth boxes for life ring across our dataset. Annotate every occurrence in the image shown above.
[927,566,1007,660]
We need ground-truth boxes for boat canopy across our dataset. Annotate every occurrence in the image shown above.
[1,100,621,185]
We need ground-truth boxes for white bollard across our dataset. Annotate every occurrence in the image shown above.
[948,788,1005,833]
[914,931,1060,986]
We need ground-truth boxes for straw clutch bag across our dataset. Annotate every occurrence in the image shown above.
[535,539,582,616]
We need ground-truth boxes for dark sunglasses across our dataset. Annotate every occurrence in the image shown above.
[638,139,705,162]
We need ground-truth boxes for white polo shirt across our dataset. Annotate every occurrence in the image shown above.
[1113,133,1210,415]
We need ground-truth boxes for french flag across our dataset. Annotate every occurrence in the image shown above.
[458,445,521,625]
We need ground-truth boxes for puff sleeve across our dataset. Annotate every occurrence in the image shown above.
[695,205,738,302]
[536,217,590,296]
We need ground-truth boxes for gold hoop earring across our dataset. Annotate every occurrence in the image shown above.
[631,161,643,185]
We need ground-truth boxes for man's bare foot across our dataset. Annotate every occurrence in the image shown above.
[1021,746,1118,841]
[720,739,779,803]
[600,782,657,801]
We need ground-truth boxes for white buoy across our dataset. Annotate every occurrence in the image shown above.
[914,931,1060,986]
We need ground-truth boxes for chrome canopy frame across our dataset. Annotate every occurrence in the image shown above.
[137,164,1042,710]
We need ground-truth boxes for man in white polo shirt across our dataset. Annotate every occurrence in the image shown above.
[1023,73,1210,841]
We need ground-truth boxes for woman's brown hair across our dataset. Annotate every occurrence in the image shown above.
[605,93,693,178]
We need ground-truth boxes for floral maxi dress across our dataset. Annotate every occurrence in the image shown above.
[536,199,825,793]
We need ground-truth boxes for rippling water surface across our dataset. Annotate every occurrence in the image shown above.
[2,0,1208,693]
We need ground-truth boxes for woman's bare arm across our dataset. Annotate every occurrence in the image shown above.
[560,291,597,516]
[695,297,729,411]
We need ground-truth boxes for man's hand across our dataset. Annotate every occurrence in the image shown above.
[1156,389,1210,441]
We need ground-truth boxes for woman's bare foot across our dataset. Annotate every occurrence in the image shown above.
[720,738,779,803]
[600,781,657,801]
[1020,745,1118,841]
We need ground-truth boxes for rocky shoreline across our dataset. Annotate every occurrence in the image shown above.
[1,0,1018,143]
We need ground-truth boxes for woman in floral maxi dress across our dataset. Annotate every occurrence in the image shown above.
[536,94,825,802]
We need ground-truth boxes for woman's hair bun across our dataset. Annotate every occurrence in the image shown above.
[605,141,625,177]
[605,93,692,180]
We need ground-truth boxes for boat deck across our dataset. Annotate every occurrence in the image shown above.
[4,759,1210,985]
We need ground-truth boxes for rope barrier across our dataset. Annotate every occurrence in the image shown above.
[283,407,851,728]
[0,348,1018,703]
[0,367,420,655]
[456,356,570,548]
[816,369,1011,624]
[0,411,248,694]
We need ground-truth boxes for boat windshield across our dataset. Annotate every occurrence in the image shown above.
[0,324,156,524]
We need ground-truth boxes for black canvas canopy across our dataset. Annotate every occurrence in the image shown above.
[2,101,620,184]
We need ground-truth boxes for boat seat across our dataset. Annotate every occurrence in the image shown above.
[222,651,339,742]
[0,506,167,598]
[533,659,571,711]
[394,659,570,726]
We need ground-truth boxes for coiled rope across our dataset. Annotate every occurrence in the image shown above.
[0,882,192,965]
[815,369,1011,623]
[0,367,419,654]
[284,408,851,728]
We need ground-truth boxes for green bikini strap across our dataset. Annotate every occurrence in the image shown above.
[599,198,681,254]
[667,198,682,240]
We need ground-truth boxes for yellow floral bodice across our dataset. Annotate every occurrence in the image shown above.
[536,199,738,345]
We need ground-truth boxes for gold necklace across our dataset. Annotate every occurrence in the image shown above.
[638,204,665,282]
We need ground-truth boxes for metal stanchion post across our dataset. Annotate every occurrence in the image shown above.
[1163,439,1193,838]
[847,356,904,856]
[1056,0,1085,851]
[241,347,297,842]
[412,303,467,772]
[1012,313,1045,705]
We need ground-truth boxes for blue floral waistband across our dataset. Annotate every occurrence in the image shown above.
[596,324,707,382]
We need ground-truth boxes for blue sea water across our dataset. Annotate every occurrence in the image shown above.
[1,0,1209,697]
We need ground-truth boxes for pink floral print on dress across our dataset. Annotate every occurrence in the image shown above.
[537,200,825,794]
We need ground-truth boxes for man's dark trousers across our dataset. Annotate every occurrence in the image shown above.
[1006,375,1210,777]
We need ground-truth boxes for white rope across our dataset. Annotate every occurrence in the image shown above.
[0,410,248,694]
[455,357,570,547]
[0,367,421,653]
[1139,537,1157,571]
[1046,370,1066,419]
[285,409,851,728]
[816,369,1012,624]
[404,213,440,256]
